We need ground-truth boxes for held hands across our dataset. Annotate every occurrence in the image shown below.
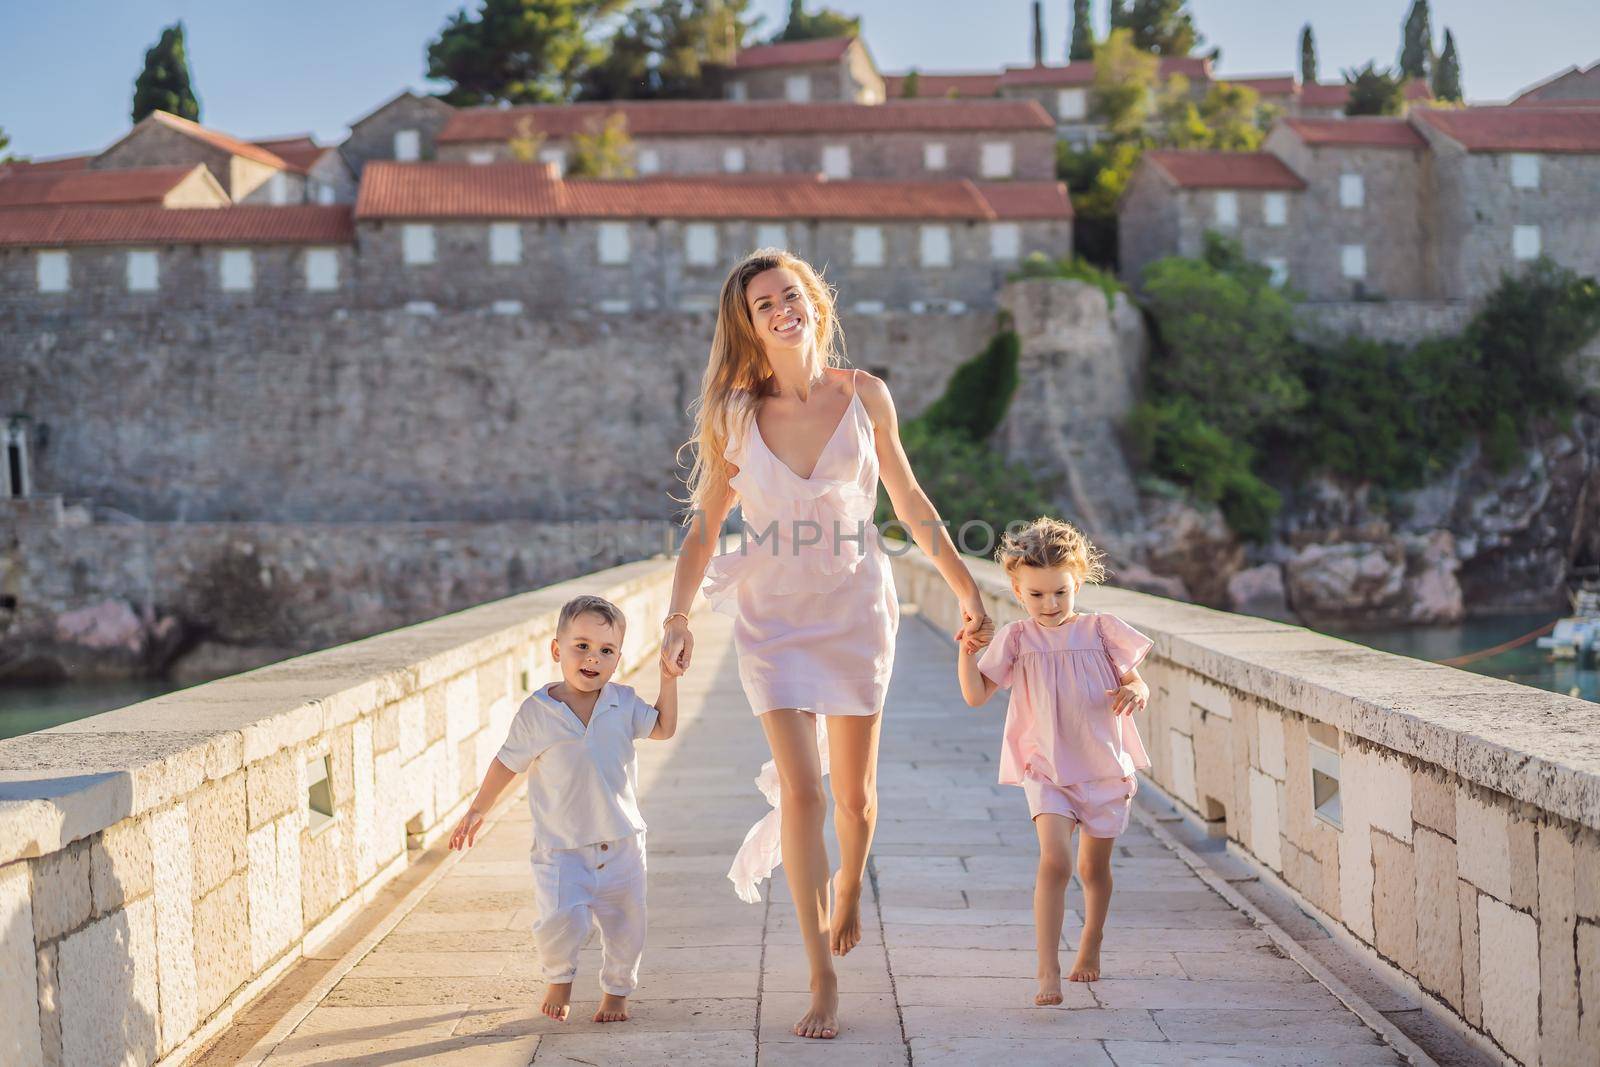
[448,809,485,851]
[660,617,693,677]
[954,602,995,655]
[1109,678,1149,716]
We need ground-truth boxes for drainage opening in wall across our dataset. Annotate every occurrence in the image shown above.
[306,754,335,834]
[406,815,426,851]
[1310,738,1342,829]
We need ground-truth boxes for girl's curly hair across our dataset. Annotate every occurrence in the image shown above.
[994,516,1107,584]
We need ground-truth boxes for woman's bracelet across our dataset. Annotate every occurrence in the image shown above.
[663,611,690,629]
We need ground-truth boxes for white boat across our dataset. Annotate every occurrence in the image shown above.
[1537,585,1600,660]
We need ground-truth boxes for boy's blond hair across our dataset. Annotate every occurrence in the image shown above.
[994,517,1107,584]
[557,595,626,638]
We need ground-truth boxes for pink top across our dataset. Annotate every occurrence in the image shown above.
[976,612,1153,787]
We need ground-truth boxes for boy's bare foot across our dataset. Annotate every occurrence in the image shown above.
[541,982,572,1021]
[793,974,840,1039]
[593,993,630,1023]
[1068,936,1102,983]
[1036,966,1064,1005]
[829,871,863,956]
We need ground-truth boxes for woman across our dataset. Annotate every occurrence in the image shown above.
[659,249,993,1040]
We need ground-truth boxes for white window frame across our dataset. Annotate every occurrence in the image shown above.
[920,225,952,268]
[467,149,495,165]
[1263,192,1288,227]
[852,225,885,267]
[1056,87,1088,120]
[393,129,420,162]
[1340,244,1366,279]
[36,250,69,292]
[304,247,339,291]
[980,141,1014,179]
[1513,224,1541,261]
[1510,153,1540,190]
[989,222,1021,261]
[316,183,337,205]
[1339,172,1364,209]
[1264,256,1288,288]
[755,223,787,250]
[219,248,254,292]
[722,146,746,174]
[821,144,851,179]
[598,221,630,265]
[402,223,436,265]
[489,222,522,265]
[684,222,718,267]
[268,172,289,205]
[126,250,159,292]
[1213,191,1239,228]
[637,148,661,175]
[923,142,948,172]
[728,81,748,102]
[784,74,812,102]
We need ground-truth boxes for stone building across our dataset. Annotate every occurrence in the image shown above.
[431,99,1055,181]
[0,164,229,210]
[339,90,456,176]
[722,36,884,104]
[1511,59,1600,105]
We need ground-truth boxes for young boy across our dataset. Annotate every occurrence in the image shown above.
[448,594,678,1024]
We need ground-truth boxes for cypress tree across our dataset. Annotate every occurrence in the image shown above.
[901,68,921,98]
[132,21,200,124]
[1069,0,1094,61]
[1399,0,1432,81]
[1031,1,1044,66]
[1432,28,1462,102]
[1108,0,1129,31]
[1299,24,1316,84]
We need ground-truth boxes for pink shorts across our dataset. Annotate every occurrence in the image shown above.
[1021,773,1138,838]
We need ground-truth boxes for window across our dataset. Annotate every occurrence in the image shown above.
[304,248,339,291]
[467,149,495,165]
[598,298,631,314]
[219,249,254,291]
[1513,225,1541,260]
[1309,738,1341,829]
[1340,244,1366,279]
[920,225,952,268]
[728,81,748,102]
[1510,154,1540,189]
[821,144,851,179]
[1263,192,1288,226]
[489,222,522,265]
[923,142,947,172]
[852,225,885,267]
[402,224,435,265]
[492,299,523,315]
[785,74,811,102]
[1056,88,1088,120]
[638,148,661,175]
[268,172,289,205]
[853,299,886,314]
[755,224,787,250]
[598,222,630,265]
[393,129,420,161]
[685,223,718,266]
[980,142,1014,179]
[1264,256,1288,288]
[36,251,68,292]
[316,184,337,205]
[306,755,334,834]
[126,250,159,292]
[722,146,746,174]
[1213,191,1239,228]
[1339,172,1364,208]
[538,147,566,175]
[989,222,1020,261]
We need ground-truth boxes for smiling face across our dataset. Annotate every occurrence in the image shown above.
[745,266,814,355]
[1010,564,1083,627]
[550,611,622,695]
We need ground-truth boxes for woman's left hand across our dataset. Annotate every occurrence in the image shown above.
[954,601,993,654]
[1109,680,1149,716]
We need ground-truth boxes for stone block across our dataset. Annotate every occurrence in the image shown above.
[247,748,299,830]
[1478,895,1539,1066]
[1538,824,1580,1066]
[374,748,405,866]
[1356,746,1412,844]
[0,862,44,1066]
[193,871,248,1018]
[36,943,60,1067]
[1192,714,1234,825]
[353,718,378,884]
[247,812,305,972]
[57,895,159,1067]
[1257,709,1286,780]
[1578,829,1600,921]
[301,819,355,928]
[147,805,198,1054]
[1168,730,1197,809]
[1460,880,1481,1026]
[329,724,355,807]
[29,840,93,943]
[424,686,447,744]
[188,772,246,897]
[396,694,426,761]
[1281,716,1314,849]
[90,818,154,915]
[476,653,511,719]
[1247,769,1282,871]
[1457,787,1511,901]
[1188,675,1232,720]
[1579,923,1600,1056]
[1337,768,1376,944]
[373,700,400,754]
[1411,769,1454,838]
[1413,827,1461,1009]
[1509,816,1538,911]
[1371,830,1416,973]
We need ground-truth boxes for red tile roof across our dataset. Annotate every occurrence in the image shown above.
[1221,74,1298,97]
[439,99,1052,141]
[4,153,93,173]
[1280,117,1426,148]
[884,72,1004,98]
[1144,150,1307,190]
[0,165,217,209]
[354,162,1071,221]
[252,135,326,171]
[1413,106,1600,152]
[733,37,854,70]
[0,205,354,247]
[1299,79,1433,108]
[1508,97,1600,108]
[131,111,302,172]
[999,54,1211,89]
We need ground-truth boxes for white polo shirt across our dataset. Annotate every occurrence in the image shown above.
[495,681,660,850]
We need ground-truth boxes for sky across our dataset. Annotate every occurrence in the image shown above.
[2,1,1596,159]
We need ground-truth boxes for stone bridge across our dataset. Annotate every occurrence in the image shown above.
[1,550,1595,1065]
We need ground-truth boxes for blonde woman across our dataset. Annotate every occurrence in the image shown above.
[660,249,993,1039]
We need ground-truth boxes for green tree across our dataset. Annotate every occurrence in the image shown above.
[1299,23,1316,84]
[1343,62,1407,116]
[1108,0,1129,31]
[771,0,859,42]
[1399,0,1433,80]
[1432,28,1462,102]
[1123,0,1200,56]
[567,112,636,176]
[1091,28,1159,138]
[1069,0,1094,61]
[900,68,921,97]
[507,116,548,161]
[578,0,757,100]
[0,127,23,164]
[1196,82,1263,150]
[131,21,200,124]
[427,0,627,106]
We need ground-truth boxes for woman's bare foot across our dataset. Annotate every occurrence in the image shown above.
[793,974,840,1039]
[592,993,630,1022]
[1036,966,1064,1005]
[541,981,572,1021]
[830,871,864,957]
[1067,935,1103,983]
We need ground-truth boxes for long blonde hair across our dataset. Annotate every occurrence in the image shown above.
[675,248,846,515]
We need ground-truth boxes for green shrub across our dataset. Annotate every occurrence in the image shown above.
[1128,398,1280,541]
[875,419,1056,547]
[1010,253,1125,309]
[916,328,1021,442]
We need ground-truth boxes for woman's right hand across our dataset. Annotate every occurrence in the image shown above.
[661,618,694,677]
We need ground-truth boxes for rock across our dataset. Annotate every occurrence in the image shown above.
[53,600,145,653]
[1106,560,1190,601]
[1399,530,1464,624]
[1285,541,1405,623]
[1227,564,1294,622]
[168,642,295,686]
[1136,496,1244,607]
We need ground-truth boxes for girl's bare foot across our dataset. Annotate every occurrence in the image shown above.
[541,981,572,1021]
[1068,935,1102,983]
[793,974,840,1039]
[592,993,630,1022]
[1036,966,1064,1005]
[829,871,863,956]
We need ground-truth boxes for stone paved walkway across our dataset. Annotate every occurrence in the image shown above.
[238,606,1407,1066]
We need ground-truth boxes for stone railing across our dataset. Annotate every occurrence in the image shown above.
[894,548,1600,1067]
[0,556,677,1066]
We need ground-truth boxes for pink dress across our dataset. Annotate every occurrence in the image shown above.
[976,613,1153,788]
[702,369,900,901]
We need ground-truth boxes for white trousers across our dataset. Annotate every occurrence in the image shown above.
[529,831,648,996]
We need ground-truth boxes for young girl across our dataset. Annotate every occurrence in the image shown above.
[956,517,1152,1004]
